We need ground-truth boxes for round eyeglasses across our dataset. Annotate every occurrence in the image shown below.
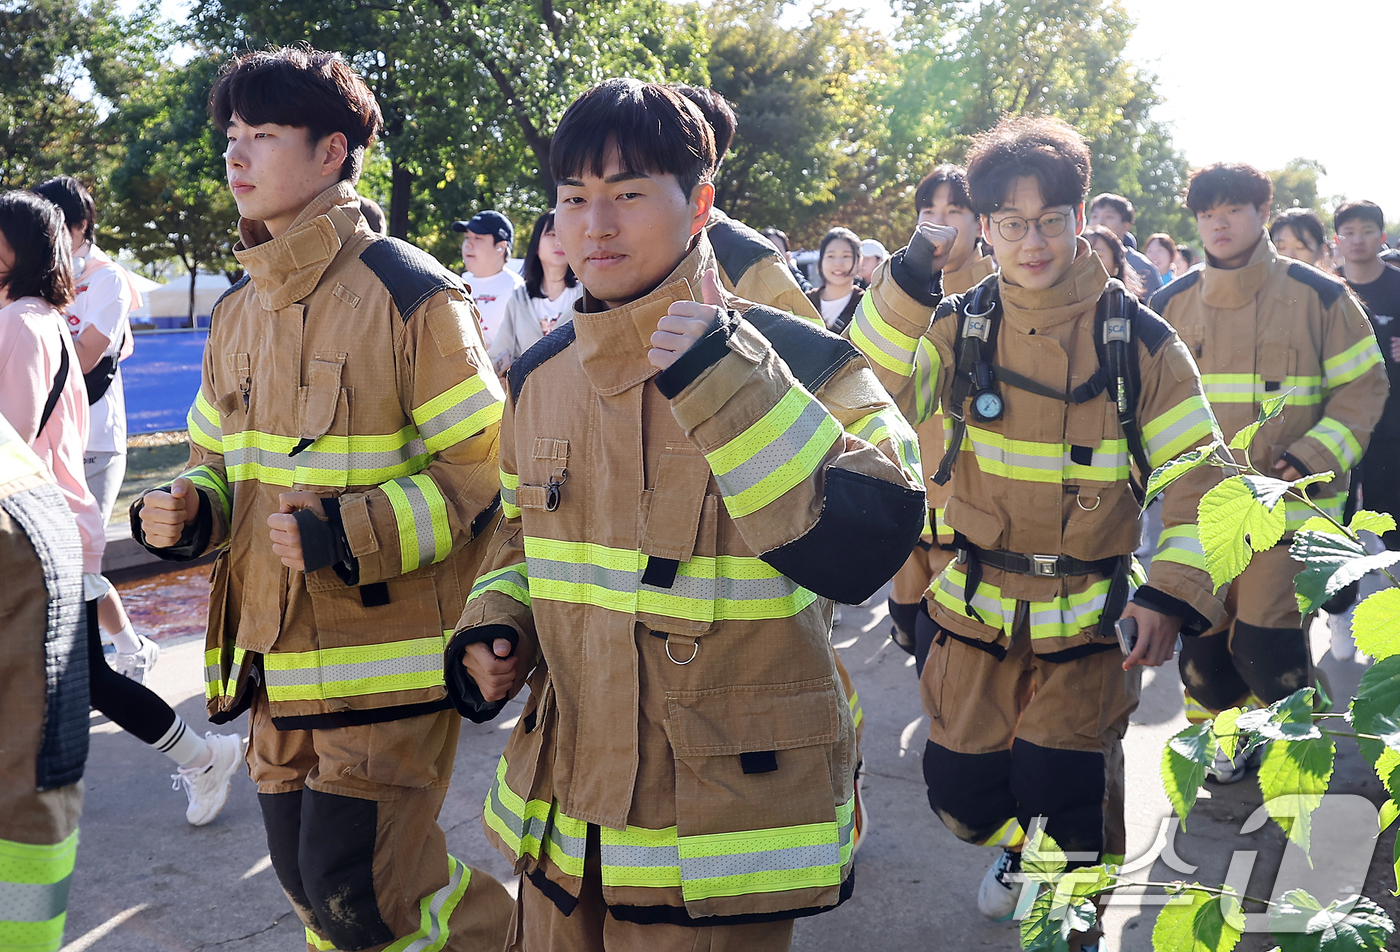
[989,212,1071,242]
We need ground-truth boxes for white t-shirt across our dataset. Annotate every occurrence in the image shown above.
[529,284,584,336]
[464,268,525,349]
[818,291,854,329]
[64,244,132,453]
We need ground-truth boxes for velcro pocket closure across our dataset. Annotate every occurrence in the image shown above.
[943,494,1004,549]
[666,678,840,757]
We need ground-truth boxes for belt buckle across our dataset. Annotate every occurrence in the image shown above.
[1031,555,1059,577]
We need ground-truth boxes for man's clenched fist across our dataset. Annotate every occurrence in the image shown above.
[138,477,200,548]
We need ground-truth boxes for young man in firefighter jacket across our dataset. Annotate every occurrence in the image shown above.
[1150,163,1387,782]
[848,117,1227,939]
[444,79,928,951]
[130,49,513,952]
[887,165,998,667]
[0,412,88,952]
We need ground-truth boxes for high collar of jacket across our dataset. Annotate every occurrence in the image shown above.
[1201,232,1274,309]
[574,234,722,396]
[943,251,996,296]
[998,237,1109,331]
[233,181,366,312]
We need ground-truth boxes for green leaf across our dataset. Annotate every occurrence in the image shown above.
[1056,864,1116,903]
[1229,391,1291,451]
[1258,736,1337,854]
[1153,886,1245,952]
[1162,722,1217,828]
[1290,532,1400,616]
[1229,420,1263,451]
[1018,888,1071,952]
[1241,472,1333,510]
[1211,706,1249,761]
[1379,799,1399,834]
[1350,656,1400,766]
[1144,441,1222,509]
[1298,515,1349,537]
[1260,391,1289,424]
[1022,827,1066,886]
[1375,748,1400,800]
[1350,510,1398,539]
[1393,831,1400,898]
[1270,890,1394,952]
[1199,476,1288,590]
[1353,590,1400,661]
[1236,689,1323,742]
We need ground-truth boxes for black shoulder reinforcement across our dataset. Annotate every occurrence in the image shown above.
[743,304,862,394]
[1286,261,1347,310]
[211,273,250,319]
[708,217,780,287]
[508,322,578,404]
[1131,301,1177,357]
[933,294,962,324]
[1146,268,1200,315]
[359,236,465,323]
[762,468,926,605]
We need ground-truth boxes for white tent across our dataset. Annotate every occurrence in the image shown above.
[138,272,236,320]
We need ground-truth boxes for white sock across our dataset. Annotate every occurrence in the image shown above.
[109,621,141,655]
[154,717,211,770]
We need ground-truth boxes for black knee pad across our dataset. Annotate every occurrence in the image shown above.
[1231,621,1311,705]
[298,788,394,951]
[259,790,319,928]
[1177,633,1251,712]
[888,598,919,655]
[923,741,1017,845]
[913,604,940,679]
[1011,740,1105,861]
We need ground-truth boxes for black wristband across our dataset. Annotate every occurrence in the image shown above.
[130,488,214,562]
[1132,584,1211,635]
[888,245,943,308]
[654,308,740,399]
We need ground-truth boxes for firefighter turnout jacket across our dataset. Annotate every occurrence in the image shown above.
[856,239,1227,655]
[1150,236,1386,532]
[132,182,503,728]
[706,207,822,325]
[450,234,925,923]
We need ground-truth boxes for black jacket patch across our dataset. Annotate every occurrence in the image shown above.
[744,305,861,394]
[709,217,780,288]
[1286,261,1347,310]
[1146,268,1201,315]
[210,273,250,322]
[508,323,578,404]
[359,237,465,323]
[1132,303,1177,356]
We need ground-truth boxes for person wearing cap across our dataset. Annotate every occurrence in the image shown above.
[452,210,524,348]
[858,238,889,286]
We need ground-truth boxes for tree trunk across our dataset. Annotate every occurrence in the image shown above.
[188,261,197,328]
[389,160,413,239]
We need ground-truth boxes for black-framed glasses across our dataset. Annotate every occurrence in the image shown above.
[989,211,1071,241]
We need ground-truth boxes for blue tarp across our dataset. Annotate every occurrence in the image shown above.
[122,331,207,434]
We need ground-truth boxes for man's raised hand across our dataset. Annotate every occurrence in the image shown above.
[649,267,725,371]
[463,637,527,702]
[138,477,200,548]
[905,222,959,278]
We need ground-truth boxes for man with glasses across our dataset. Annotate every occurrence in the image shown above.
[1150,165,1385,777]
[852,117,1224,951]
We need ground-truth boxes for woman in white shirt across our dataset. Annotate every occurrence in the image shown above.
[491,211,583,375]
[804,226,865,333]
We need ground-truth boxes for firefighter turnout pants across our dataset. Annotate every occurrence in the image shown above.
[247,687,512,952]
[917,608,1139,866]
[1178,543,1312,721]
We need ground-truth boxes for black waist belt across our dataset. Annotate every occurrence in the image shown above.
[967,547,1120,579]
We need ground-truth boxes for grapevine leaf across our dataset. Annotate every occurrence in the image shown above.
[1350,510,1398,539]
[1379,799,1399,834]
[1290,532,1400,616]
[1353,589,1400,661]
[1022,827,1066,886]
[1162,722,1216,828]
[1258,736,1337,854]
[1211,706,1249,761]
[1153,885,1245,952]
[1199,476,1288,590]
[1270,890,1394,952]
[1144,441,1222,509]
[1350,656,1400,766]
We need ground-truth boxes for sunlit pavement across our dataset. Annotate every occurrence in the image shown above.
[63,581,1399,951]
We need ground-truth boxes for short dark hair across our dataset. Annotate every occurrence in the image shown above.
[672,85,736,162]
[210,47,383,182]
[1334,200,1385,234]
[1144,232,1176,258]
[915,165,971,213]
[965,116,1092,217]
[358,196,386,235]
[1089,193,1135,223]
[817,227,861,285]
[522,211,576,299]
[551,79,716,202]
[0,190,75,308]
[761,227,790,255]
[32,176,96,245]
[1176,244,1198,268]
[1270,208,1325,251]
[1185,163,1272,214]
[1085,224,1144,298]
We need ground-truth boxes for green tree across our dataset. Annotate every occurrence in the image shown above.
[1271,157,1328,217]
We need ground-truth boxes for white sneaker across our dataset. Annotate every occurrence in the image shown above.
[1205,742,1266,784]
[172,732,243,826]
[978,847,1024,920]
[112,634,160,684]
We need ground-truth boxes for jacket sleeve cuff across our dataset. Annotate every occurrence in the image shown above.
[130,489,214,561]
[295,497,359,584]
[1280,449,1317,476]
[888,248,944,308]
[654,309,740,399]
[1132,584,1211,634]
[444,624,520,723]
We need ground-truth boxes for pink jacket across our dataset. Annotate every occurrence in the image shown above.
[0,296,103,572]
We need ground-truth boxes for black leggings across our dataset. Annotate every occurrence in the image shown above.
[86,600,176,745]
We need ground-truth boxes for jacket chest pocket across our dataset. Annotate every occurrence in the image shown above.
[1257,343,1298,394]
[638,446,720,635]
[1064,394,1124,486]
[290,354,353,489]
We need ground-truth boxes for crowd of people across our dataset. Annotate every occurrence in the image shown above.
[4,42,1400,952]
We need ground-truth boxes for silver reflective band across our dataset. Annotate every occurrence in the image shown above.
[0,875,70,922]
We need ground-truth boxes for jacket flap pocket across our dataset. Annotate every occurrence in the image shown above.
[641,445,710,563]
[667,678,839,757]
[1258,343,1294,385]
[943,494,1004,549]
[299,354,347,440]
[1064,393,1112,455]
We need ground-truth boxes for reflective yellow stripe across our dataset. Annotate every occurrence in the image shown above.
[182,464,232,523]
[1143,393,1219,467]
[1183,692,1214,725]
[468,562,530,608]
[305,929,337,951]
[0,829,77,951]
[599,824,682,888]
[851,409,921,487]
[963,424,1128,484]
[933,564,1116,640]
[979,817,1025,850]
[850,293,917,376]
[912,337,942,425]
[848,690,864,730]
[500,469,520,519]
[223,427,430,487]
[382,474,452,573]
[524,537,819,622]
[1324,335,1382,386]
[187,390,223,452]
[263,635,448,702]
[1200,373,1323,406]
[705,386,842,519]
[1305,416,1363,471]
[204,645,246,700]
[381,854,471,952]
[412,374,503,455]
[483,757,587,879]
[1154,524,1206,572]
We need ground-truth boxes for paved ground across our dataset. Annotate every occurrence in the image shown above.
[61,582,1400,951]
